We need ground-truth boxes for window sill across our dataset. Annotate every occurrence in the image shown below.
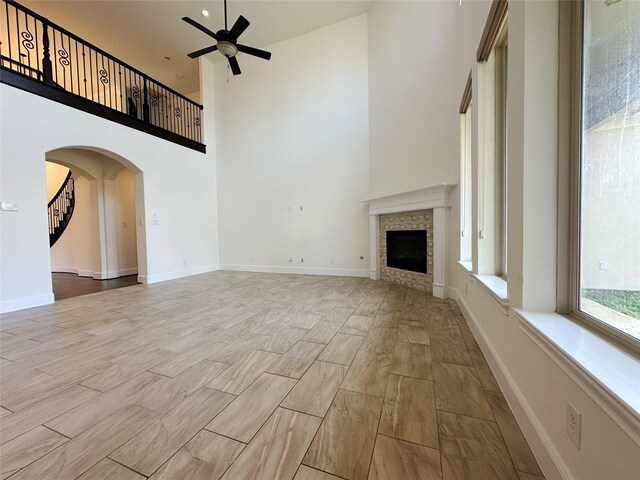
[516,309,640,444]
[457,260,473,274]
[475,274,509,314]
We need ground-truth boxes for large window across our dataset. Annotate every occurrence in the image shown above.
[459,72,473,267]
[477,12,508,280]
[495,29,508,278]
[577,0,639,344]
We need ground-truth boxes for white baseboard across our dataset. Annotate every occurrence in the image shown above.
[95,268,137,280]
[116,267,138,277]
[1,293,55,314]
[220,264,369,278]
[51,266,77,274]
[452,288,571,480]
[445,286,460,300]
[432,282,446,299]
[138,264,220,284]
[53,267,137,279]
[51,266,93,277]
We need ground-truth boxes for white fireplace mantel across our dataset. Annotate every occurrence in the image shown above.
[364,183,456,298]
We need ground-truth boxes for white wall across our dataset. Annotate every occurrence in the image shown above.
[582,121,640,291]
[368,0,459,198]
[0,80,219,312]
[447,1,640,479]
[114,169,138,274]
[45,162,70,200]
[215,14,370,276]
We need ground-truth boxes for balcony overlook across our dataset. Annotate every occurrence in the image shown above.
[0,0,205,152]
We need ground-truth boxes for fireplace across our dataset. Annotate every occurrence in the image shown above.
[386,230,427,274]
[378,210,433,292]
[364,184,454,297]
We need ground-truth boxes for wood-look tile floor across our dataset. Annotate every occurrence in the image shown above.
[0,271,545,480]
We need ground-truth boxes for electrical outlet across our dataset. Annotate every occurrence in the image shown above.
[566,401,581,449]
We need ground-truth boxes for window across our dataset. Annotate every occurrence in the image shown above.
[495,29,508,278]
[576,0,639,345]
[459,72,473,267]
[477,1,508,280]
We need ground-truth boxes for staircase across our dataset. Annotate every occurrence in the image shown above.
[48,171,75,247]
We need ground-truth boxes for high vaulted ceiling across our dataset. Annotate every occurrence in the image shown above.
[23,1,373,96]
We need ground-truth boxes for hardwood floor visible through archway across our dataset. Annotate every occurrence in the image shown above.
[52,273,139,301]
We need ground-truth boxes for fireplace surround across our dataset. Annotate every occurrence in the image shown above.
[364,184,454,297]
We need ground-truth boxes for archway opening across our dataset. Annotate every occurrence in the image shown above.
[44,146,147,300]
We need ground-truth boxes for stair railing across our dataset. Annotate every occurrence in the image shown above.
[0,0,203,146]
[48,170,74,247]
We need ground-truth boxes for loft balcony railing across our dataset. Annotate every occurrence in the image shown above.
[0,0,205,152]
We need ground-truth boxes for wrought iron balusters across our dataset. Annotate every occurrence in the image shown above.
[0,0,203,146]
[47,171,75,247]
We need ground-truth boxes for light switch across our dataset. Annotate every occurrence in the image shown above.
[1,202,18,211]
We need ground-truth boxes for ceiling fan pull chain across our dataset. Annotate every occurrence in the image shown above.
[227,63,230,83]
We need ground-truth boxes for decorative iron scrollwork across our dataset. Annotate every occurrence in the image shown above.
[174,106,181,118]
[151,95,158,108]
[58,48,70,66]
[99,68,109,85]
[53,208,59,215]
[20,30,34,50]
[195,116,201,127]
[132,85,140,99]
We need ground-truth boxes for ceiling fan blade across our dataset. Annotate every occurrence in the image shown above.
[187,45,218,59]
[228,56,241,75]
[237,44,271,60]
[229,15,250,40]
[182,17,220,41]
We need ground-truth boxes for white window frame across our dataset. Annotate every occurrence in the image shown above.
[558,0,640,353]
[477,16,508,281]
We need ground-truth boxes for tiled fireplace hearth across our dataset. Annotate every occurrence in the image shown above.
[364,184,454,298]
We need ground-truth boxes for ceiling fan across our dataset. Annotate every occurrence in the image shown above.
[182,0,271,75]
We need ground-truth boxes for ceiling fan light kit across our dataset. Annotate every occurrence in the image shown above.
[182,0,271,75]
[216,41,238,58]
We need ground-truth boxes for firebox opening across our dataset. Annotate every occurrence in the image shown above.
[386,230,427,274]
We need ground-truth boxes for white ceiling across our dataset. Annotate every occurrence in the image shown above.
[23,0,373,95]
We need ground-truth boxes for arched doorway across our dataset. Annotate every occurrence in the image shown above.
[44,147,147,299]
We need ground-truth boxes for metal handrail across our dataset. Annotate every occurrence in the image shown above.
[1,0,204,145]
[3,0,202,109]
